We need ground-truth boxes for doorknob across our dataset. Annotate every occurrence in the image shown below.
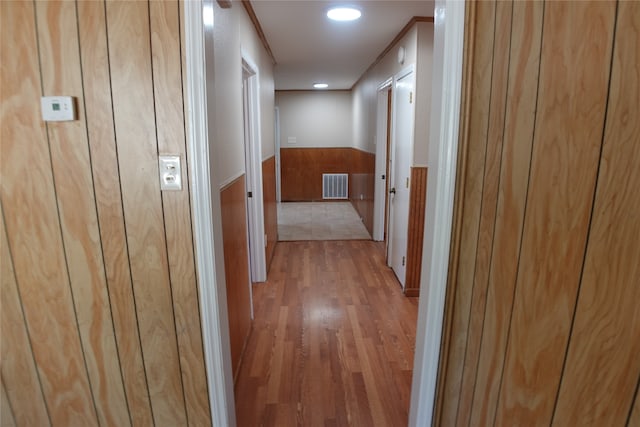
[390,187,396,194]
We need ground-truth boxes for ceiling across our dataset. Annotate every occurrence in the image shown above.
[249,0,435,90]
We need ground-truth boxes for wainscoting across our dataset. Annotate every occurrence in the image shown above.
[220,176,253,380]
[404,167,427,297]
[0,2,210,425]
[436,1,640,426]
[263,156,278,268]
[349,149,376,237]
[280,147,375,236]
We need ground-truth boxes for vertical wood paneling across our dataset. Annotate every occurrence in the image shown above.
[630,390,640,427]
[495,1,616,423]
[106,1,187,424]
[149,2,212,425]
[552,5,640,425]
[34,2,130,425]
[76,2,154,424]
[349,149,375,236]
[1,381,16,427]
[263,156,278,268]
[404,167,427,297]
[0,2,98,425]
[455,2,513,423]
[220,176,253,378]
[469,2,544,425]
[439,1,639,425]
[1,206,50,427]
[437,2,496,424]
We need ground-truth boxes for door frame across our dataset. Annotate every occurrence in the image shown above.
[241,51,267,284]
[373,78,392,242]
[184,0,465,425]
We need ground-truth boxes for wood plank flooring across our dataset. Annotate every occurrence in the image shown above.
[235,241,418,426]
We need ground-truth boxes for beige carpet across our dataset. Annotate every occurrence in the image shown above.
[277,202,371,241]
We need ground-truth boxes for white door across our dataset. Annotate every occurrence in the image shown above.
[388,68,415,288]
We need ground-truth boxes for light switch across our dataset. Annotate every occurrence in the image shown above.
[159,155,182,191]
[41,96,75,121]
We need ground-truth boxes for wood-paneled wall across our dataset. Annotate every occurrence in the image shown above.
[404,167,427,297]
[436,1,640,426]
[280,147,376,235]
[349,149,376,236]
[280,147,353,201]
[220,176,253,380]
[0,1,210,425]
[262,156,278,268]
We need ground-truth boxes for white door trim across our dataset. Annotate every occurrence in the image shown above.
[409,0,465,425]
[373,79,392,241]
[184,1,235,425]
[185,0,466,425]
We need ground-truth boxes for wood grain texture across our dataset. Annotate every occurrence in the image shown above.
[630,390,640,427]
[469,2,544,425]
[551,4,640,425]
[495,1,616,424]
[455,2,513,424]
[35,3,130,425]
[263,156,278,269]
[149,2,212,425]
[1,381,16,427]
[349,149,376,236]
[280,148,353,201]
[235,241,418,426]
[106,2,187,424]
[437,2,496,425]
[220,175,253,378]
[1,206,50,427]
[0,2,98,425]
[76,2,154,425]
[404,167,427,297]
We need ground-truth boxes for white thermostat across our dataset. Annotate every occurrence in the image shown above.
[41,96,75,121]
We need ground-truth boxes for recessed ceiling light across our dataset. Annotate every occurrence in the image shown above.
[313,83,329,89]
[327,7,361,22]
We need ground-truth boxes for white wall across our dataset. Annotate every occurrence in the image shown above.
[351,22,434,164]
[414,23,435,166]
[275,91,353,148]
[210,3,275,186]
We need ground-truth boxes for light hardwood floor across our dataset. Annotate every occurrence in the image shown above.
[235,240,418,426]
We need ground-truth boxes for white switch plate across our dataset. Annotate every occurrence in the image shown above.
[41,96,75,121]
[158,155,182,191]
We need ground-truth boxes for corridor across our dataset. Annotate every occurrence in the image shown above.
[235,240,418,426]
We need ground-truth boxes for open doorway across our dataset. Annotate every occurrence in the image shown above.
[185,0,465,425]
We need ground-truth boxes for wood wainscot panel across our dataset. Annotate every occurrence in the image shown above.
[349,148,376,236]
[404,167,427,297]
[263,156,278,269]
[280,147,352,201]
[220,175,253,379]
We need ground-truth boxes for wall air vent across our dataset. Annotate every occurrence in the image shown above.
[322,173,348,199]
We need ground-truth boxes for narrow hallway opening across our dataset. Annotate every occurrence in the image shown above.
[235,240,418,426]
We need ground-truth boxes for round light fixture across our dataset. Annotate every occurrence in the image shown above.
[313,83,329,89]
[327,7,361,22]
